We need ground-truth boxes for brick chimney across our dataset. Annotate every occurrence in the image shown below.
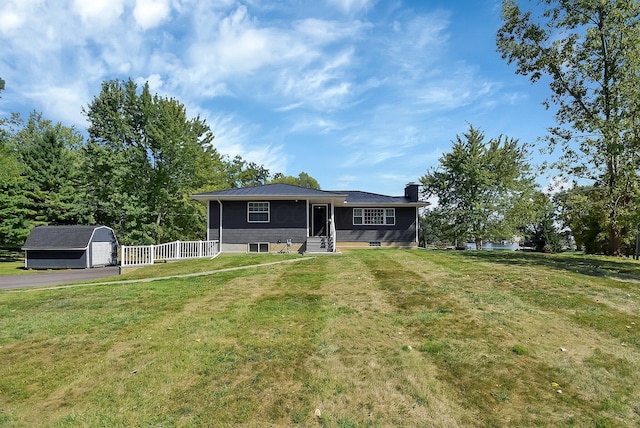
[404,183,419,202]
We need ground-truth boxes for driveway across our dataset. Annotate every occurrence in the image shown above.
[0,266,121,290]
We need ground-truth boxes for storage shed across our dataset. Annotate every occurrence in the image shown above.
[22,225,118,269]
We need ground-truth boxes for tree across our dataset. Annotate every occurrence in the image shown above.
[420,124,535,249]
[0,136,21,188]
[0,112,88,246]
[82,79,228,244]
[497,0,640,255]
[269,171,321,189]
[518,191,562,252]
[0,85,22,188]
[223,156,271,188]
[552,184,638,254]
[418,207,450,247]
[15,113,90,226]
[0,110,29,248]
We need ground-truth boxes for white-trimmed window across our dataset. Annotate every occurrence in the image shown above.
[248,202,270,223]
[353,208,395,225]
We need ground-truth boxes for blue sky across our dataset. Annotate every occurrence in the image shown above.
[0,0,559,196]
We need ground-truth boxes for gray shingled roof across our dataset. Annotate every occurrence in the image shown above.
[192,183,347,198]
[192,183,426,205]
[22,225,109,250]
[338,190,413,204]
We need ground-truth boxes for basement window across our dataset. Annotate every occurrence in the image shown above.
[248,242,269,253]
[369,242,381,247]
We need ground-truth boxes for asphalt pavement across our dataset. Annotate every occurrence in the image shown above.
[0,266,121,290]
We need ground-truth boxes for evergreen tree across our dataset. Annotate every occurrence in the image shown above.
[0,112,89,246]
[19,129,89,225]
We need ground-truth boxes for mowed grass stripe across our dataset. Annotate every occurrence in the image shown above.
[408,250,640,426]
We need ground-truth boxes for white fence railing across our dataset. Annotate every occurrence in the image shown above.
[121,240,220,267]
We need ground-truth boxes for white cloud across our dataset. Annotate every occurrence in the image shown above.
[26,83,90,127]
[278,48,355,110]
[183,4,299,93]
[133,0,171,30]
[288,116,345,134]
[206,113,288,174]
[293,18,371,44]
[326,0,372,15]
[413,68,496,111]
[0,8,23,34]
[0,0,57,35]
[135,74,164,91]
[72,0,125,25]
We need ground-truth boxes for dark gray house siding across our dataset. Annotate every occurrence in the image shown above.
[334,207,417,243]
[210,200,308,246]
[193,183,427,253]
[25,250,88,269]
[208,201,221,241]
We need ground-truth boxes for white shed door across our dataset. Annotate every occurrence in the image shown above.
[91,242,113,266]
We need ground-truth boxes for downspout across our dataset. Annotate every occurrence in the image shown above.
[331,202,336,251]
[218,200,223,253]
[206,201,210,241]
[415,207,420,246]
[306,200,310,237]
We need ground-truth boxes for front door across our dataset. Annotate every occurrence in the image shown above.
[312,205,328,236]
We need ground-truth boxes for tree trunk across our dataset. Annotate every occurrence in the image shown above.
[608,221,622,256]
[475,237,482,250]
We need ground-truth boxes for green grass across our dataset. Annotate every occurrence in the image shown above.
[0,249,30,276]
[0,261,31,276]
[1,250,640,426]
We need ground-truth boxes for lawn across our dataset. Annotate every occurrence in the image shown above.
[0,250,30,276]
[1,250,639,427]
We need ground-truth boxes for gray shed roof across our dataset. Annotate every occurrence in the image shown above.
[22,225,114,250]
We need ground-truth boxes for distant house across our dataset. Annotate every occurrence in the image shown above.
[22,225,118,269]
[191,183,427,253]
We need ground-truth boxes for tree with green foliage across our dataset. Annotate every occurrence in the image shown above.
[0,86,29,247]
[222,156,271,188]
[517,191,562,252]
[0,118,31,247]
[552,185,636,254]
[497,0,640,255]
[269,171,321,189]
[420,124,535,249]
[0,112,88,246]
[82,79,228,244]
[418,207,451,247]
[15,113,90,227]
[0,128,22,190]
[0,85,22,188]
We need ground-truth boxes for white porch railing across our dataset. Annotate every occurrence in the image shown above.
[120,240,220,267]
